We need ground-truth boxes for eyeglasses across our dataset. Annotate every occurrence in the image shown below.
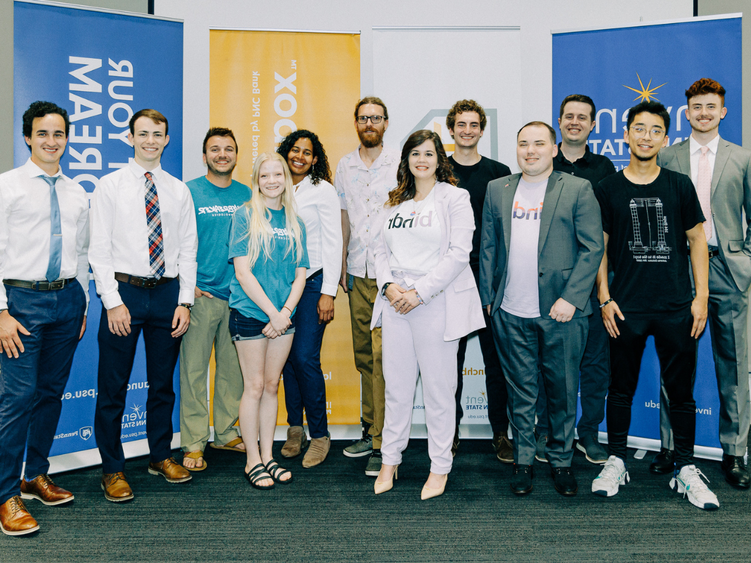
[630,126,665,139]
[357,115,385,125]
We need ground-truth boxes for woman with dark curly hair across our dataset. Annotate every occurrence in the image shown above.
[370,130,484,499]
[276,130,342,468]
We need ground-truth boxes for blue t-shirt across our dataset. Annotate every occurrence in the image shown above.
[187,176,251,300]
[228,206,309,321]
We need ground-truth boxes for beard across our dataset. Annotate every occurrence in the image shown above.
[633,152,656,163]
[358,127,383,148]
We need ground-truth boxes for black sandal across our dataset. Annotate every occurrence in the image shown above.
[265,459,293,484]
[245,463,275,490]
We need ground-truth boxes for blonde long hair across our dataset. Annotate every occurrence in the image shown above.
[243,152,304,268]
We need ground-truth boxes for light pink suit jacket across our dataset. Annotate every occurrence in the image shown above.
[370,181,485,341]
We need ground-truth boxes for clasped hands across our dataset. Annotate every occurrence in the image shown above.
[263,308,292,339]
[385,283,421,315]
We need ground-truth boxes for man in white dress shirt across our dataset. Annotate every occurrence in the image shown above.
[0,101,89,536]
[89,109,197,502]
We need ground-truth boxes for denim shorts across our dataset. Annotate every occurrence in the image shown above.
[229,309,296,341]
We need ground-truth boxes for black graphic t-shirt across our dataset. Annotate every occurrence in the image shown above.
[595,168,704,314]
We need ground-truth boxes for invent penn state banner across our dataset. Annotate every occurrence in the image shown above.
[552,15,742,451]
[13,0,184,470]
[209,29,362,426]
[372,26,522,428]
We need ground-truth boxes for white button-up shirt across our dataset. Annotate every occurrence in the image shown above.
[0,158,90,310]
[293,175,343,297]
[335,144,399,278]
[689,134,720,247]
[89,160,198,309]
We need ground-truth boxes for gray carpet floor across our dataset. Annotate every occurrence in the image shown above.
[1,439,750,562]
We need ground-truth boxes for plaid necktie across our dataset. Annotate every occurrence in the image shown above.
[42,175,62,282]
[144,171,165,279]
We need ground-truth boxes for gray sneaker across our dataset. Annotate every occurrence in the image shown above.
[365,450,382,477]
[535,434,548,463]
[576,434,608,465]
[343,434,373,458]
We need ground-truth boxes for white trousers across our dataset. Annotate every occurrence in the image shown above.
[380,291,459,474]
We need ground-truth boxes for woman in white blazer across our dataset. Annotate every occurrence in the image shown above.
[370,130,484,500]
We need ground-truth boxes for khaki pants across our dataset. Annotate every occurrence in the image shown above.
[179,295,243,452]
[348,275,384,449]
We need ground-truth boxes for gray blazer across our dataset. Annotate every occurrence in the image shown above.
[659,137,751,292]
[479,171,604,318]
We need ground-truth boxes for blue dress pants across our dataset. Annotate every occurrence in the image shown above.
[282,274,328,438]
[0,282,86,505]
[94,279,181,474]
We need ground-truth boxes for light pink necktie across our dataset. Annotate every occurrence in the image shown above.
[697,146,713,241]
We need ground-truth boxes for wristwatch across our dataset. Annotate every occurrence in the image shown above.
[179,303,193,311]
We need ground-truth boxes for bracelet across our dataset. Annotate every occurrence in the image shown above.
[283,305,293,314]
[415,291,424,305]
[381,282,392,296]
[599,298,613,309]
[179,303,192,311]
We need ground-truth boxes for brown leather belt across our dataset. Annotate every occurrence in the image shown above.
[115,272,176,289]
[3,278,77,291]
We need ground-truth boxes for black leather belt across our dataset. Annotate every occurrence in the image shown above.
[3,278,77,291]
[115,272,176,289]
[708,246,720,259]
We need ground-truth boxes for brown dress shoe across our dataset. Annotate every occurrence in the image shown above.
[101,472,134,503]
[148,457,192,483]
[0,496,39,536]
[21,474,74,506]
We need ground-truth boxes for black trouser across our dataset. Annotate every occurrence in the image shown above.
[606,311,697,468]
[456,304,509,434]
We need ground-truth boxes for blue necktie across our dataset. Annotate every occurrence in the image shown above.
[42,175,62,282]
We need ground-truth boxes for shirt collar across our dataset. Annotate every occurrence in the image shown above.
[350,143,397,169]
[689,134,720,156]
[127,158,162,180]
[555,143,593,166]
[23,158,64,180]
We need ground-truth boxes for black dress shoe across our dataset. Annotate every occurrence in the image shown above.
[511,464,533,495]
[551,467,578,496]
[721,455,750,489]
[649,448,675,475]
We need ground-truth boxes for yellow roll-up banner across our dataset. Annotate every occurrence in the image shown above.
[209,29,362,426]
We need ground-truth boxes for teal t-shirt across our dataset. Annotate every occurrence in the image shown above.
[228,206,309,322]
[187,176,251,301]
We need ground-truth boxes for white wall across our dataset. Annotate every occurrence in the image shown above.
[155,0,692,180]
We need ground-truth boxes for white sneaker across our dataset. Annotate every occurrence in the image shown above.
[670,465,720,511]
[592,455,630,497]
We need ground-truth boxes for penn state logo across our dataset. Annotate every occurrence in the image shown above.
[79,426,93,441]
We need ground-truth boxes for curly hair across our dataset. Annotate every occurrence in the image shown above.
[386,130,457,207]
[446,99,487,132]
[22,101,69,138]
[276,129,332,185]
[685,78,726,105]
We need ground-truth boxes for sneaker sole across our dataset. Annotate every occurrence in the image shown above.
[534,454,549,463]
[497,453,514,464]
[365,468,380,477]
[575,442,608,465]
[20,492,74,506]
[343,448,372,458]
[592,487,616,497]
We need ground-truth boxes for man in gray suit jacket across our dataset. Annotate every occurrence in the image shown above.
[479,121,603,497]
[656,78,751,489]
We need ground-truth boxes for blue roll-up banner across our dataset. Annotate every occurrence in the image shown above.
[13,1,184,470]
[553,15,742,454]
